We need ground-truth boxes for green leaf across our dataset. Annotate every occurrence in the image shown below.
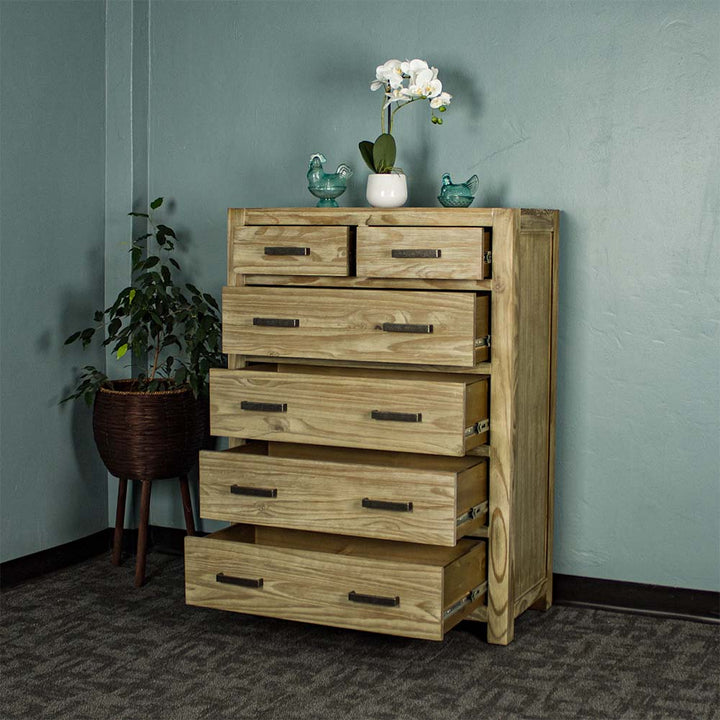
[203,293,219,310]
[359,141,375,172]
[64,331,81,345]
[116,343,129,359]
[372,133,396,173]
[128,212,149,218]
[169,257,181,270]
[156,224,176,239]
[150,197,164,209]
[144,256,160,269]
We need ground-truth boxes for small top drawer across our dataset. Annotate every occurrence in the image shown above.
[357,226,491,280]
[232,226,349,276]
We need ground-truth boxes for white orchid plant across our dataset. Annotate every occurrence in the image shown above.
[359,58,452,174]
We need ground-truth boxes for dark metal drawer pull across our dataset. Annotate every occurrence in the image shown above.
[371,410,422,423]
[348,591,400,607]
[253,317,300,328]
[391,248,441,259]
[362,498,413,513]
[231,485,278,498]
[216,573,263,588]
[264,246,310,256]
[381,322,433,334]
[240,401,287,413]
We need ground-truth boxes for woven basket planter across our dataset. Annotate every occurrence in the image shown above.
[93,380,207,480]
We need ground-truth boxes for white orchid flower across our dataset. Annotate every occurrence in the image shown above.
[400,58,429,79]
[382,87,410,110]
[373,59,404,90]
[430,91,452,108]
[410,68,442,99]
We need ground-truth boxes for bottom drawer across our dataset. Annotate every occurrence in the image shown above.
[185,525,486,641]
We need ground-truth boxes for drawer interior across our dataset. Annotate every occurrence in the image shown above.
[209,523,483,567]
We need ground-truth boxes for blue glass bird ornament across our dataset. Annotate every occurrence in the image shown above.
[307,153,353,207]
[438,173,479,207]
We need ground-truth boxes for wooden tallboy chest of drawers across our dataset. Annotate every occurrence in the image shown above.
[185,207,559,645]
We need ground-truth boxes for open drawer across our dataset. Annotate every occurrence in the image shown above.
[185,524,487,641]
[222,286,490,367]
[210,365,489,456]
[199,442,487,546]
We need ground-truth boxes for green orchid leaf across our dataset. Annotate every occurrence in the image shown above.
[359,141,376,172]
[373,133,396,173]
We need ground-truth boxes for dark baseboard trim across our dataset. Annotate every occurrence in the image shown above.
[0,529,112,590]
[554,573,720,624]
[3,534,719,624]
[0,525,204,591]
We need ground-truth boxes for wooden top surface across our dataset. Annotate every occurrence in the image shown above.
[233,207,558,230]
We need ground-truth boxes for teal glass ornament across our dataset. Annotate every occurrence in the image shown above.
[438,173,479,207]
[307,153,353,207]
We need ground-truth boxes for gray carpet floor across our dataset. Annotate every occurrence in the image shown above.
[1,551,718,720]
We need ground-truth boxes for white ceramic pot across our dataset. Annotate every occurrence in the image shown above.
[366,173,407,208]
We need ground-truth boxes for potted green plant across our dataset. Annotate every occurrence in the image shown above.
[63,197,223,585]
[359,58,452,207]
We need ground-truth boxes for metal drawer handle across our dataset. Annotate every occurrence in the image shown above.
[371,410,422,423]
[362,498,413,513]
[381,322,433,334]
[264,246,310,256]
[240,401,287,413]
[216,573,263,589]
[231,485,278,498]
[391,248,441,259]
[253,317,300,328]
[348,591,400,607]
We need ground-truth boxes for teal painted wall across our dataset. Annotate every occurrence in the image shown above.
[0,0,107,561]
[143,0,720,590]
[1,1,718,592]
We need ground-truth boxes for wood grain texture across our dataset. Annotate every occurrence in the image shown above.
[199,444,487,545]
[185,526,485,641]
[242,275,493,291]
[240,356,492,375]
[486,208,518,646]
[542,211,560,609]
[232,226,349,276]
[209,367,488,456]
[513,231,553,601]
[242,207,496,227]
[356,227,491,280]
[227,208,245,287]
[222,286,485,367]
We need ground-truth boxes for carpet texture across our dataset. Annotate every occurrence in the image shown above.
[1,551,718,720]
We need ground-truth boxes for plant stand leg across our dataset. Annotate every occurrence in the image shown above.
[134,480,152,588]
[179,474,196,536]
[112,477,128,566]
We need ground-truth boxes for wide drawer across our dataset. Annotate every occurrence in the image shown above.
[222,286,490,367]
[199,442,488,545]
[210,365,489,456]
[357,226,491,280]
[231,226,349,276]
[185,524,487,641]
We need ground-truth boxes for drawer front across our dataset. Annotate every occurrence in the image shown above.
[232,226,349,276]
[357,226,491,280]
[223,286,489,366]
[199,444,487,545]
[210,368,489,456]
[185,526,486,641]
